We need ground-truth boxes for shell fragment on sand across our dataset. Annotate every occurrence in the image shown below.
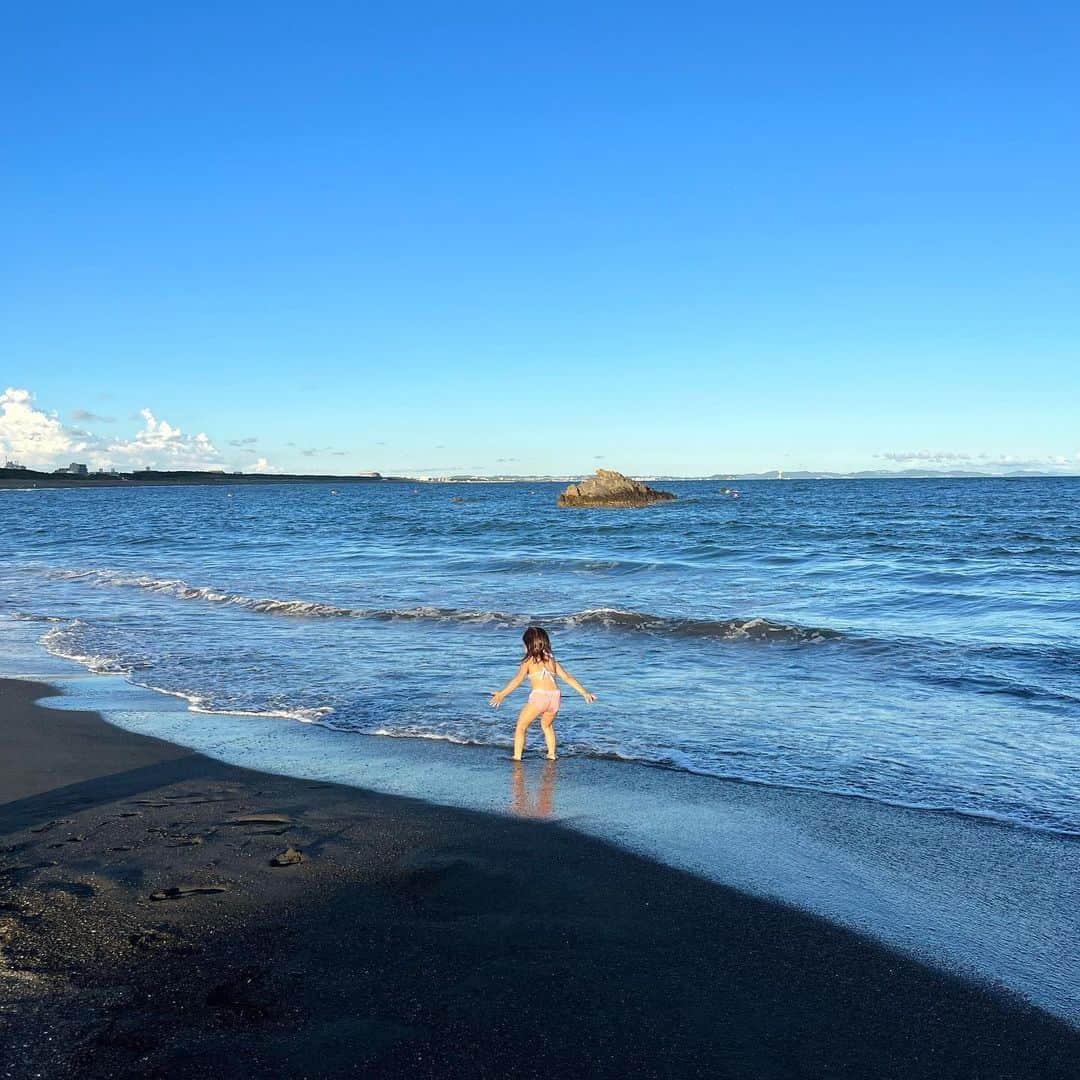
[270,846,304,867]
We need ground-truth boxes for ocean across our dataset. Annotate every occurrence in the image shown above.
[3,476,1079,836]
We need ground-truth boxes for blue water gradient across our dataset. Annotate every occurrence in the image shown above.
[2,477,1079,834]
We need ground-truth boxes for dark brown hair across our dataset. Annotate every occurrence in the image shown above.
[522,626,554,666]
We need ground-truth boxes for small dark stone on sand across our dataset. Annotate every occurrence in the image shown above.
[66,835,86,843]
[270,846,304,867]
[110,845,134,852]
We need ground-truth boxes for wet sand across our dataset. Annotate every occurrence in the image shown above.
[1,677,1077,1078]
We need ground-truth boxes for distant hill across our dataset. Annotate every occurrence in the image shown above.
[700,470,1079,480]
[3,467,1076,489]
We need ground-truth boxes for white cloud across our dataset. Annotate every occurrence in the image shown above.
[1,387,223,471]
[877,450,973,464]
[877,448,1075,472]
[1,388,77,461]
[103,408,220,470]
[250,457,277,473]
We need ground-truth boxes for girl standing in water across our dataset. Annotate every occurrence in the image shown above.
[490,626,596,760]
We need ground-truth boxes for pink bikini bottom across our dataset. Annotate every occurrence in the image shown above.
[528,688,561,715]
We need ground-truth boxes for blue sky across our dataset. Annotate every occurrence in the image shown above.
[3,2,1078,475]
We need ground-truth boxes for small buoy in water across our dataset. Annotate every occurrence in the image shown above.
[330,489,338,495]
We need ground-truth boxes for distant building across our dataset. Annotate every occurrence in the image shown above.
[54,462,89,475]
[356,471,382,478]
[3,459,28,471]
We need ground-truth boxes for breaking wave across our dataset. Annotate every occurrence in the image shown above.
[46,568,837,643]
[38,621,333,724]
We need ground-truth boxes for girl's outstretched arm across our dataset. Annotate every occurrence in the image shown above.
[555,662,597,703]
[490,662,528,708]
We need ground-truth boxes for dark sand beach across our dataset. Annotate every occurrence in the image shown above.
[1,677,1077,1079]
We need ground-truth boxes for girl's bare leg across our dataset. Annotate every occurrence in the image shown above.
[513,704,542,760]
[540,712,557,759]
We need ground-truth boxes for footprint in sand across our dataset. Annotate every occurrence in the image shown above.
[229,814,293,825]
[149,884,229,901]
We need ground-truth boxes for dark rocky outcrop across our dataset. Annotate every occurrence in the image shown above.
[557,469,676,508]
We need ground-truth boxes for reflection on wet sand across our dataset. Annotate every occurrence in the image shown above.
[510,760,556,818]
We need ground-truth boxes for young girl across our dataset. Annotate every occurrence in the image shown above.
[490,626,596,760]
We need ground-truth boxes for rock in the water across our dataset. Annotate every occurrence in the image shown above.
[270,846,304,867]
[557,469,676,509]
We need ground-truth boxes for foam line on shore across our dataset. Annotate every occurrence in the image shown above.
[20,612,1080,837]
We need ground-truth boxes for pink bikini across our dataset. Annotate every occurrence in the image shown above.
[528,664,561,715]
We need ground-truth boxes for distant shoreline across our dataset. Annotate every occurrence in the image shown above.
[0,469,405,490]
[2,468,1077,489]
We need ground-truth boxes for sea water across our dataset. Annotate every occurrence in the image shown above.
[2,477,1078,836]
